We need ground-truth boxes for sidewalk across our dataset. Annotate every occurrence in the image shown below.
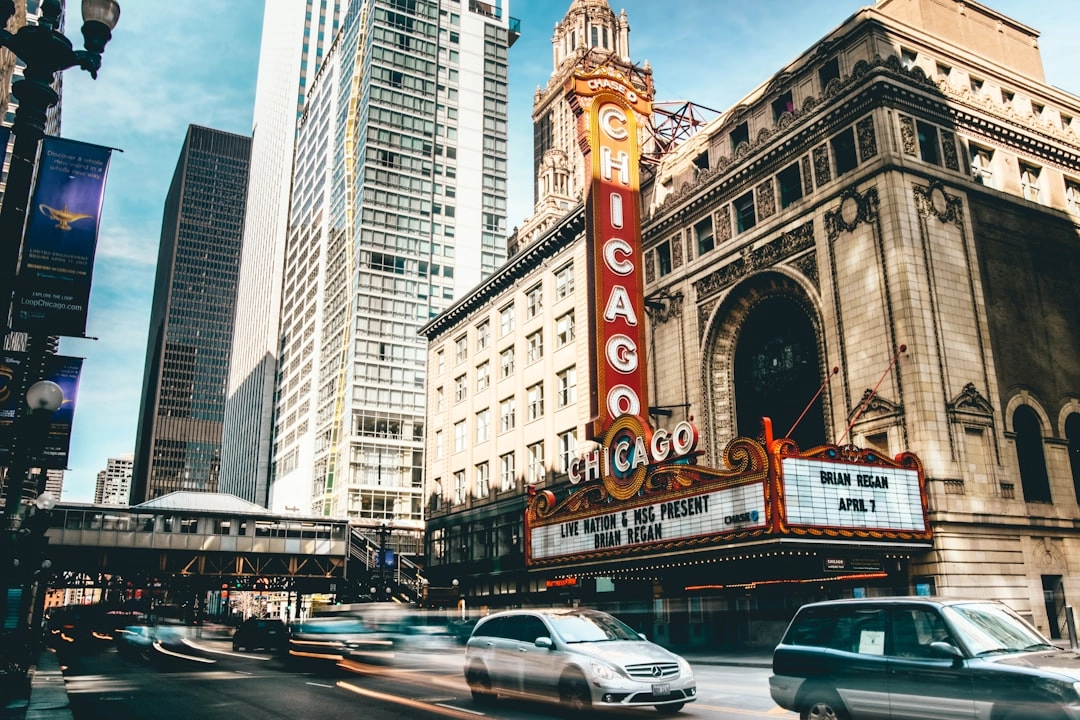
[1,648,71,720]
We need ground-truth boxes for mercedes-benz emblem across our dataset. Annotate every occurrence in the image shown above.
[651,665,663,677]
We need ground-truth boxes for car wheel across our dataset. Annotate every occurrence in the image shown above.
[466,664,495,704]
[232,641,242,652]
[559,669,591,714]
[800,688,848,720]
[655,701,685,714]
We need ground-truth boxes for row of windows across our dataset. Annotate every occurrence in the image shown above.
[431,426,579,508]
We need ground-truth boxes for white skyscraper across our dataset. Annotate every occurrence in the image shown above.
[94,454,133,506]
[220,0,346,505]
[265,0,517,527]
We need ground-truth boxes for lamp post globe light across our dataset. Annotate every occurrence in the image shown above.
[0,0,120,333]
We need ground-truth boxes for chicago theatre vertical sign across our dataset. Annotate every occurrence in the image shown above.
[567,66,653,441]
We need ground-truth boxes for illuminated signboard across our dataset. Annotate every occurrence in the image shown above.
[530,481,766,561]
[566,66,653,438]
[781,457,926,532]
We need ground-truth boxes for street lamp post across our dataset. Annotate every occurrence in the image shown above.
[0,0,120,333]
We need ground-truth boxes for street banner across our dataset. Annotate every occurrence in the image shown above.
[12,136,113,336]
[40,355,83,469]
[0,352,26,465]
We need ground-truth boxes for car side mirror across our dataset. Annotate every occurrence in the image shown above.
[535,636,554,649]
[929,641,963,663]
[638,632,648,641]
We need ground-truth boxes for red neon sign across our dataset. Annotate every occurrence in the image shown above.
[567,67,653,439]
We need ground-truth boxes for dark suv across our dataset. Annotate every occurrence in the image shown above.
[232,617,287,652]
[770,597,1080,720]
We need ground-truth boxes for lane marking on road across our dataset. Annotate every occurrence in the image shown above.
[434,703,484,715]
[691,703,796,717]
[337,680,485,719]
[306,681,334,688]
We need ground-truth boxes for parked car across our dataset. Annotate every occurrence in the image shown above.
[464,607,696,713]
[769,596,1080,720]
[232,617,287,652]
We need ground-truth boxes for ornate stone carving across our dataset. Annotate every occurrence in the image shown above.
[693,220,815,300]
[756,178,776,221]
[791,252,819,289]
[645,290,683,325]
[856,116,877,161]
[899,115,917,156]
[716,205,732,245]
[813,144,831,187]
[801,156,814,196]
[940,129,959,170]
[825,186,880,240]
[672,231,684,268]
[914,181,963,226]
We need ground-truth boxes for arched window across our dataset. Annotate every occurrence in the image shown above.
[1014,405,1051,503]
[733,296,825,450]
[1066,413,1080,503]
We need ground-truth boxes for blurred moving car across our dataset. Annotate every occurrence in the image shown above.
[463,607,696,713]
[232,617,287,652]
[286,615,369,669]
[338,606,461,669]
[770,596,1080,720]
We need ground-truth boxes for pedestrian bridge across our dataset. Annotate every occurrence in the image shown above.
[39,492,423,601]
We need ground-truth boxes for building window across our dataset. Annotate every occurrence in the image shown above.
[453,470,466,505]
[729,121,749,153]
[436,349,444,374]
[831,127,858,176]
[1067,181,1080,214]
[499,347,514,379]
[527,441,545,485]
[734,192,756,233]
[771,91,794,122]
[901,48,917,70]
[500,303,514,336]
[454,374,467,403]
[819,57,840,89]
[499,397,515,432]
[454,334,467,364]
[527,382,544,421]
[970,144,994,186]
[1014,405,1051,503]
[526,330,543,364]
[916,120,940,165]
[475,462,490,499]
[969,77,983,96]
[695,216,714,255]
[435,430,443,459]
[436,386,444,412]
[526,283,543,318]
[558,429,577,474]
[656,240,672,276]
[476,320,490,351]
[1020,163,1041,202]
[476,361,490,392]
[555,263,574,300]
[936,63,951,81]
[476,409,490,443]
[500,452,515,491]
[431,478,442,511]
[555,312,575,348]
[454,420,467,453]
[557,366,576,408]
[778,162,803,208]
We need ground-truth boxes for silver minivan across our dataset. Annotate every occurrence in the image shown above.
[464,607,697,713]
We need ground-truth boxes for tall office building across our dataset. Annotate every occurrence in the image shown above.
[94,454,133,505]
[130,125,251,503]
[220,0,346,507]
[264,0,517,527]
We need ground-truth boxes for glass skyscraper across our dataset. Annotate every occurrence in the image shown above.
[238,0,516,528]
[130,125,251,503]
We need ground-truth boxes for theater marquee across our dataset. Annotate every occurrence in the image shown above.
[526,419,931,566]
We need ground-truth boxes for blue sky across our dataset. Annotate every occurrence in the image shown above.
[52,0,1080,502]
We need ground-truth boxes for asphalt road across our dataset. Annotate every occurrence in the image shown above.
[55,627,794,720]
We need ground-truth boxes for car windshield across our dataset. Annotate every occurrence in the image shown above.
[942,603,1054,656]
[548,612,643,643]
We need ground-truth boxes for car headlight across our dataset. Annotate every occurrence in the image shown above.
[676,656,694,677]
[1071,681,1080,703]
[588,660,618,680]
